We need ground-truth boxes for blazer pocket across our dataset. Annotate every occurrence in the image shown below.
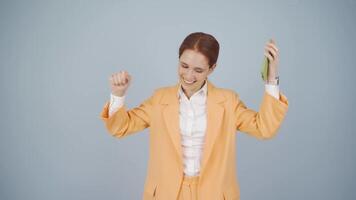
[144,183,158,200]
[223,185,239,200]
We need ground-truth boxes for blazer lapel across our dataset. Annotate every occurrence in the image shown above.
[161,84,183,168]
[200,81,225,176]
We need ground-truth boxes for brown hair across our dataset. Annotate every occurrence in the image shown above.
[178,32,220,68]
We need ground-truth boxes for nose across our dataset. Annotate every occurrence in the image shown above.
[185,70,194,81]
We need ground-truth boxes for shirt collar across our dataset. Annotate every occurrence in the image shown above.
[177,79,208,100]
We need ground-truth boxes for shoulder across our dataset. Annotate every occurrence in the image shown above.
[154,85,175,94]
[212,86,240,102]
[215,87,236,96]
[153,85,177,96]
[147,84,177,103]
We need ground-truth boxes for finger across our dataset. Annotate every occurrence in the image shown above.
[264,52,274,62]
[116,71,122,86]
[267,48,277,59]
[117,72,123,85]
[267,38,278,49]
[127,74,132,85]
[265,46,277,59]
[123,71,128,84]
[267,43,279,53]
[269,38,275,44]
[120,71,127,85]
[112,73,119,85]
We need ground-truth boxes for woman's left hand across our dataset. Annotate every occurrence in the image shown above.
[264,39,279,80]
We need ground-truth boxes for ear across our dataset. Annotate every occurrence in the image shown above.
[208,63,217,75]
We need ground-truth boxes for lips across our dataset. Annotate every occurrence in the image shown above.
[183,78,196,84]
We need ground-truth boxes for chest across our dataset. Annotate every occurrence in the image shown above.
[179,101,207,137]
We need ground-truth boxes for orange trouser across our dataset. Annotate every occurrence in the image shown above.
[177,175,199,200]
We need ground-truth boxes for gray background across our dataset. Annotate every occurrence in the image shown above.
[1,0,355,199]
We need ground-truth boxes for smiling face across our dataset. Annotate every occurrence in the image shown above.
[178,49,216,97]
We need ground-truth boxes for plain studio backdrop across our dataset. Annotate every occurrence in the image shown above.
[1,0,355,199]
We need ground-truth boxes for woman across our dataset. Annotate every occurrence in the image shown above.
[100,32,289,200]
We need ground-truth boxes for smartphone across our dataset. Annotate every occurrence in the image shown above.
[261,56,269,81]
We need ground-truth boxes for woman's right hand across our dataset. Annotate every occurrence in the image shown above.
[109,71,132,97]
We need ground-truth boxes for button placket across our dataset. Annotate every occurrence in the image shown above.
[187,101,194,136]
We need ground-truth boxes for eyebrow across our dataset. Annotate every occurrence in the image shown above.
[180,61,206,71]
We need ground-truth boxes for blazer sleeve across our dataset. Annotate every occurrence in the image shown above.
[99,92,155,138]
[233,91,289,139]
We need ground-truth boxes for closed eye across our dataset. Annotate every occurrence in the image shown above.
[180,62,205,73]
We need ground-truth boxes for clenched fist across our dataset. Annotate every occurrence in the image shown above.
[109,71,132,97]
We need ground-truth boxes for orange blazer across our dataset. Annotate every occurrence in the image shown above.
[100,81,289,200]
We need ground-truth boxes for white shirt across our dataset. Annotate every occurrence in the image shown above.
[108,82,280,176]
[177,80,208,176]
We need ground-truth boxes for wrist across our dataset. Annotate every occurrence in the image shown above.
[112,91,126,97]
[265,76,279,85]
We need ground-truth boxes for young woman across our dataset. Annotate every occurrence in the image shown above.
[100,32,289,200]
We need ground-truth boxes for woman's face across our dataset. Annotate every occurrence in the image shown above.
[178,49,215,95]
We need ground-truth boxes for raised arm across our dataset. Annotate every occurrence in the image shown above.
[100,71,153,138]
[234,39,289,139]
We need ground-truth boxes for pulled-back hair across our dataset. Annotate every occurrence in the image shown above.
[179,32,220,68]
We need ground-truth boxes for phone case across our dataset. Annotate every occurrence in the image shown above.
[261,56,269,81]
